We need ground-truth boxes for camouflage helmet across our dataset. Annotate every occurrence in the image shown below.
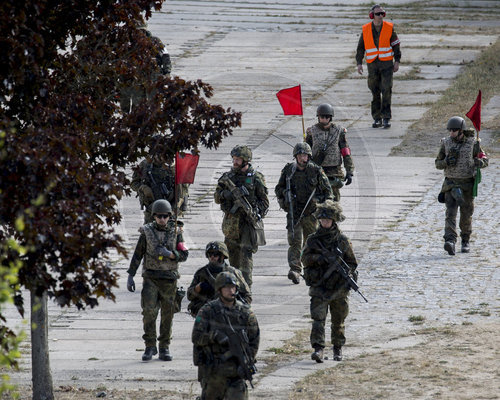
[315,200,345,223]
[316,103,334,118]
[230,145,252,162]
[214,271,238,292]
[446,116,466,131]
[205,241,229,259]
[293,142,313,157]
[151,199,172,215]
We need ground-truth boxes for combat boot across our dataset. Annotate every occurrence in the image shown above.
[159,347,173,361]
[333,345,343,361]
[444,241,455,256]
[461,241,470,253]
[142,346,157,361]
[372,119,382,128]
[382,118,391,128]
[288,270,300,285]
[311,347,324,363]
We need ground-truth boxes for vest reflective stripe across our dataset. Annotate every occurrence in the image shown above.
[362,21,394,63]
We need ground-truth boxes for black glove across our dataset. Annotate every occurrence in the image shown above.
[474,158,482,167]
[344,172,353,186]
[221,189,233,201]
[210,330,229,346]
[157,246,173,258]
[199,281,214,295]
[446,155,457,166]
[127,275,135,292]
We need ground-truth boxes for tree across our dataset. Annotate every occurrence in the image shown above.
[0,1,241,399]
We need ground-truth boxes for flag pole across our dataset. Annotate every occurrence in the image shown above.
[301,115,306,141]
[174,153,178,234]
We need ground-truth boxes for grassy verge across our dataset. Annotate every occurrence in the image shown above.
[391,37,500,157]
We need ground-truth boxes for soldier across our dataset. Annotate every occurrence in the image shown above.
[126,199,189,361]
[356,4,401,129]
[306,103,355,201]
[192,272,260,400]
[275,143,333,285]
[435,116,488,255]
[214,145,269,287]
[130,140,188,223]
[301,200,358,363]
[187,241,252,317]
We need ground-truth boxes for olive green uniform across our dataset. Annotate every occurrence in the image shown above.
[306,123,355,201]
[187,262,252,317]
[356,23,401,121]
[435,132,488,244]
[131,159,189,223]
[128,220,189,349]
[275,162,333,274]
[214,166,269,287]
[192,299,260,400]
[301,224,358,349]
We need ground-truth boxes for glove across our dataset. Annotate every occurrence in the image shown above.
[445,154,457,166]
[210,330,229,346]
[474,158,482,167]
[139,185,154,203]
[127,275,135,292]
[157,246,173,258]
[344,172,353,186]
[221,189,233,201]
[198,281,214,295]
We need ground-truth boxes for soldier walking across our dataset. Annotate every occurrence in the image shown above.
[275,143,333,284]
[187,241,251,318]
[301,200,358,363]
[214,145,269,287]
[435,116,488,255]
[126,199,189,361]
[356,4,401,128]
[306,103,355,201]
[192,272,260,400]
[131,140,188,223]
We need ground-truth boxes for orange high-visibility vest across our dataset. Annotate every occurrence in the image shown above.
[362,21,394,63]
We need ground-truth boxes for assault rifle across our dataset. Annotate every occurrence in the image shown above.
[147,167,171,201]
[220,175,261,228]
[317,243,368,303]
[221,310,257,388]
[284,164,296,238]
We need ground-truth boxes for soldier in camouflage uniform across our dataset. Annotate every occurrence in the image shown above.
[301,200,358,363]
[306,103,355,201]
[435,116,488,255]
[127,199,189,361]
[131,141,189,223]
[187,241,252,317]
[192,272,260,400]
[275,143,333,285]
[214,145,269,287]
[356,4,401,128]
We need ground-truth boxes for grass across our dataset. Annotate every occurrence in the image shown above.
[391,36,500,157]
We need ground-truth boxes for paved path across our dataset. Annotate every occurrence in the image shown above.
[5,1,499,398]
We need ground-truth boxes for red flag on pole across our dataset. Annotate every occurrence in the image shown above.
[466,90,481,132]
[276,85,303,115]
[175,152,199,184]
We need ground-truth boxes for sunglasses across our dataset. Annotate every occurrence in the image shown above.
[374,12,385,16]
[155,214,170,219]
[207,251,222,257]
[319,115,331,119]
[448,128,460,132]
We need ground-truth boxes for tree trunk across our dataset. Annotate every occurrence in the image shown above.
[30,289,54,400]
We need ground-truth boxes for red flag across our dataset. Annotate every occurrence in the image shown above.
[276,85,303,115]
[175,152,199,184]
[466,90,481,132]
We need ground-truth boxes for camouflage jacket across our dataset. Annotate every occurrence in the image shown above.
[301,225,358,298]
[192,298,259,373]
[275,161,333,218]
[306,123,354,176]
[127,220,189,280]
[130,159,176,208]
[187,262,252,317]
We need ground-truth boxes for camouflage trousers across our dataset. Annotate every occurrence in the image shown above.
[287,214,317,274]
[310,289,349,349]
[141,277,177,348]
[444,188,474,243]
[225,226,257,287]
[367,64,393,120]
[200,373,247,400]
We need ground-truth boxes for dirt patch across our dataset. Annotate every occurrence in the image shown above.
[289,321,499,400]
